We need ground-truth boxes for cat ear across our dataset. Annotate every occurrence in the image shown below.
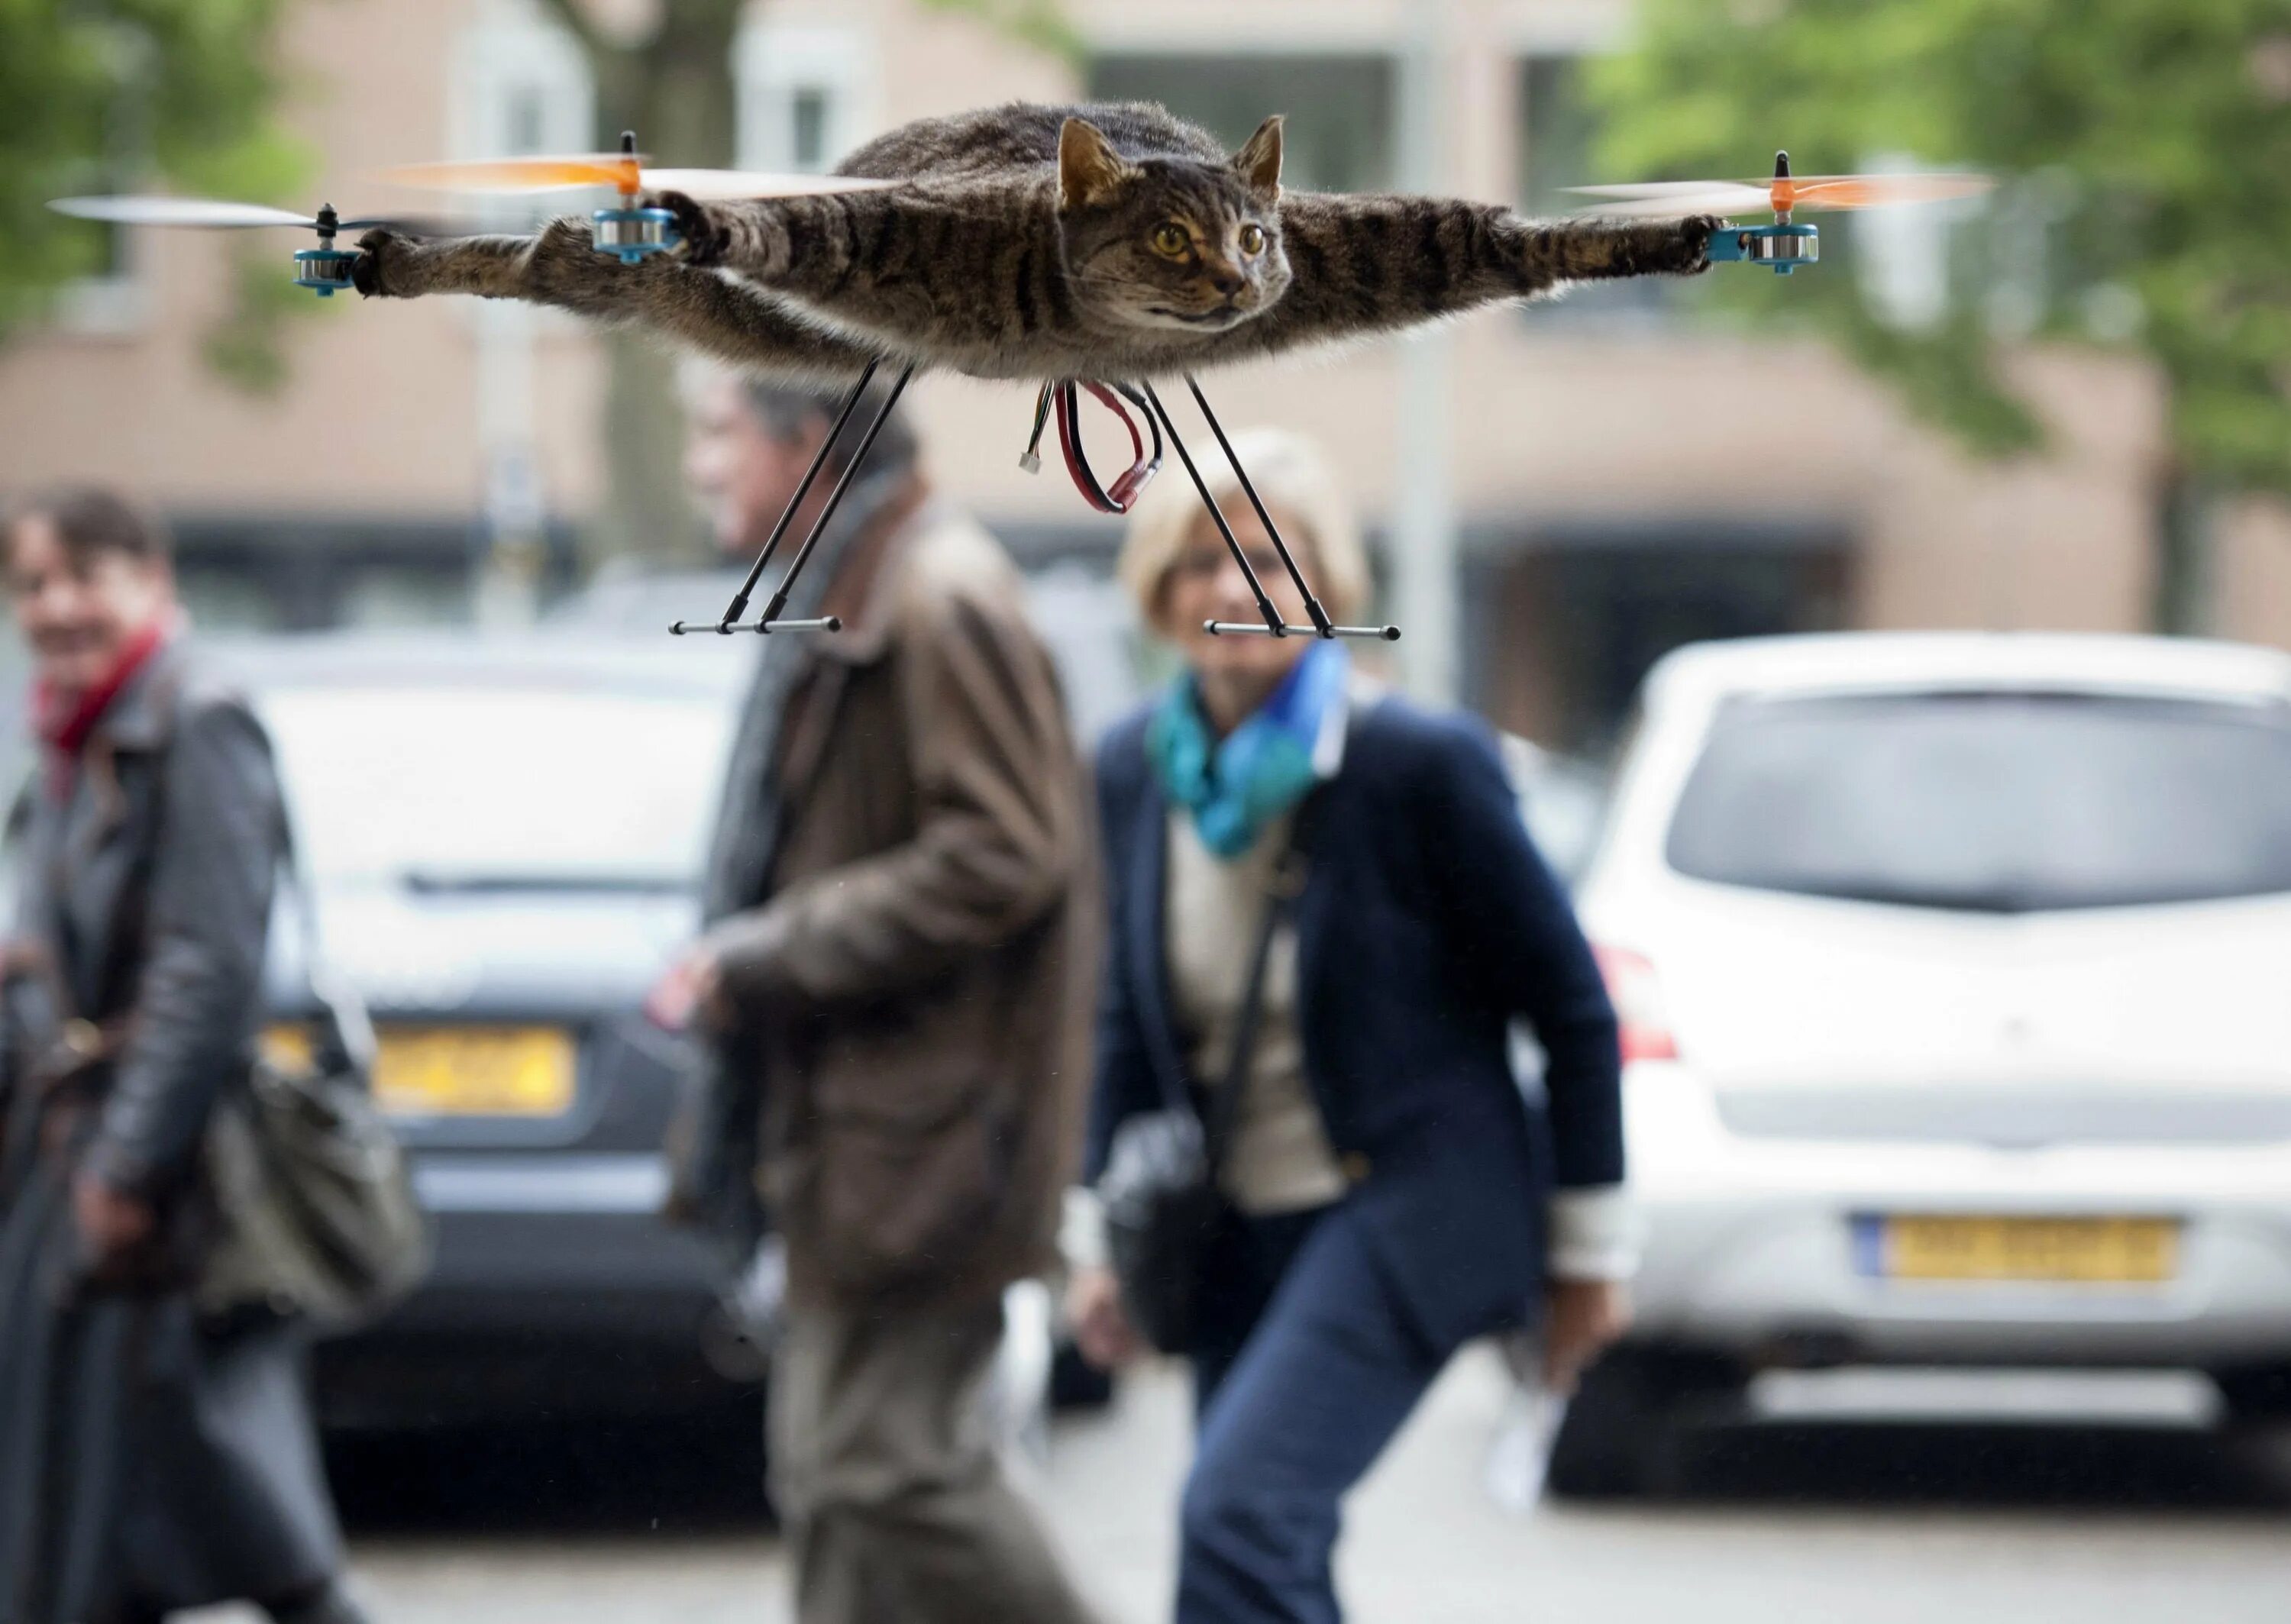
[1058,118,1135,211]
[1232,115,1284,202]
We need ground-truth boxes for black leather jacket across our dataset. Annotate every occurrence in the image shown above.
[1,640,280,1206]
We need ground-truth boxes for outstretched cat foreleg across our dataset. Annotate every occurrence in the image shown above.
[653,185,1051,365]
[352,219,879,383]
[1222,195,1717,362]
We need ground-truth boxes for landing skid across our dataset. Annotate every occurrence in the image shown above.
[671,366,1398,643]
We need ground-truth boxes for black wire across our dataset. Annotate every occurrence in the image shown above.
[1111,382,1165,483]
[1023,381,1054,466]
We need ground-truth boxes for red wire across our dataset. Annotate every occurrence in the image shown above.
[1055,382,1152,513]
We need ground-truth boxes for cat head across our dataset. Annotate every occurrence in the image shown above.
[1055,115,1292,334]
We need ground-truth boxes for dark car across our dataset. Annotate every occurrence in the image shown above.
[223,633,755,1430]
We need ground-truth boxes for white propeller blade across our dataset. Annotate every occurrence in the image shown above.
[50,196,318,229]
[638,168,899,201]
[1566,183,1775,218]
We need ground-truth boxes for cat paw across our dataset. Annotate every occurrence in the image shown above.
[352,229,423,298]
[649,191,730,267]
[1678,213,1722,273]
[523,216,639,305]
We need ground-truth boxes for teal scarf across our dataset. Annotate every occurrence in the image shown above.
[1147,641,1348,860]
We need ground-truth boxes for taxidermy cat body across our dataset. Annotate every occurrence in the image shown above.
[354,100,1717,383]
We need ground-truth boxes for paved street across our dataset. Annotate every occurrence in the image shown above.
[179,1348,2291,1624]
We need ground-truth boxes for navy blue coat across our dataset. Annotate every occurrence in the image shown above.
[1087,693,1624,1351]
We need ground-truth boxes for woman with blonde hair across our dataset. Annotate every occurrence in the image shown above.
[1067,429,1633,1623]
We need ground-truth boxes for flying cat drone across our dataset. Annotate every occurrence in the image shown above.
[55,105,1985,644]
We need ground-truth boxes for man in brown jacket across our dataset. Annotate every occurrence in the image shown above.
[665,370,1100,1624]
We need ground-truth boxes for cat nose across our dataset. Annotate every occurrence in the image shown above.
[1205,264,1246,298]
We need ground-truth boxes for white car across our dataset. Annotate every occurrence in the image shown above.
[1553,632,2291,1494]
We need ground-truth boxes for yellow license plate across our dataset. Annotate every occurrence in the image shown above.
[372,1025,577,1117]
[1860,1216,2179,1283]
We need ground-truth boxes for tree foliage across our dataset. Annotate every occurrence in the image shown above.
[0,0,308,355]
[1590,0,2291,496]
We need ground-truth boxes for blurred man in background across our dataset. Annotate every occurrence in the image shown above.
[661,370,1101,1624]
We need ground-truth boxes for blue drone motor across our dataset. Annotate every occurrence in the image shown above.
[292,244,360,295]
[1707,221,1820,274]
[593,205,680,265]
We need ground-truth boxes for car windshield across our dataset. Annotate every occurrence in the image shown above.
[259,682,732,890]
[1665,689,2291,912]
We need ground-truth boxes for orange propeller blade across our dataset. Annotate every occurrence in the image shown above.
[1770,173,1994,212]
[377,155,900,203]
[377,154,647,194]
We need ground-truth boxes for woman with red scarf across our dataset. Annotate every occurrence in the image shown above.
[0,491,367,1624]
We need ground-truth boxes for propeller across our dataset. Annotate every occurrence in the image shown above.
[1569,170,1992,218]
[375,155,896,201]
[48,195,449,232]
[46,195,464,295]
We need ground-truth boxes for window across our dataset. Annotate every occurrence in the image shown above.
[1087,54,1396,192]
[1854,155,1953,331]
[737,24,872,174]
[450,0,595,228]
[176,566,288,634]
[1666,692,2291,912]
[1520,53,1596,220]
[53,191,149,336]
[54,28,157,335]
[1496,544,1844,753]
[263,684,733,889]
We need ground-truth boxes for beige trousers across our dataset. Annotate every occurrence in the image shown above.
[769,1298,1100,1624]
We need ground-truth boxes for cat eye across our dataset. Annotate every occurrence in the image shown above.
[1150,222,1191,259]
[1238,223,1268,256]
